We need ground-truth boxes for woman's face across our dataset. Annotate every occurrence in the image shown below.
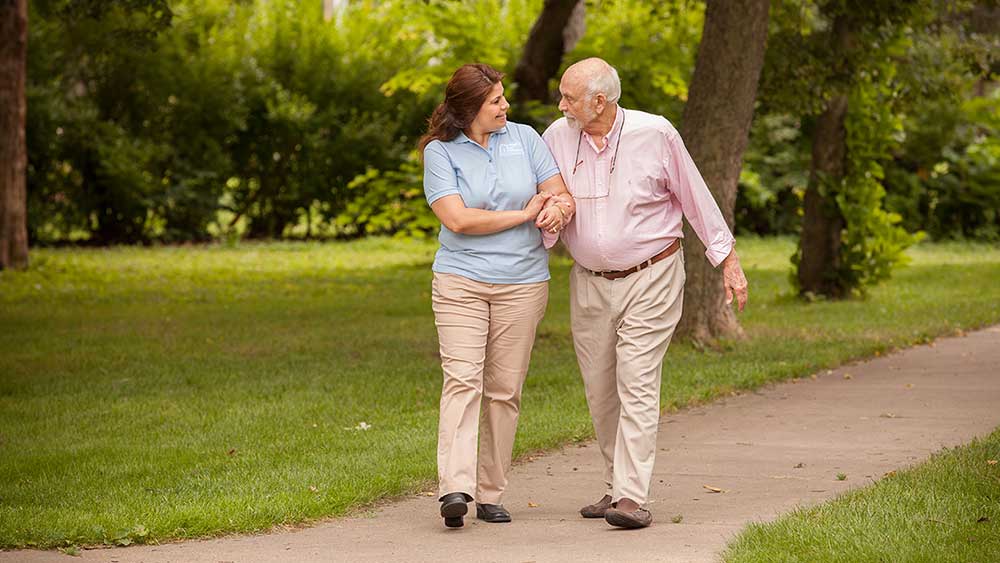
[469,81,509,134]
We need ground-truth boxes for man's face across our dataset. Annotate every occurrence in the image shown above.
[558,76,597,131]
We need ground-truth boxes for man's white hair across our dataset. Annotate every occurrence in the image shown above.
[584,61,621,104]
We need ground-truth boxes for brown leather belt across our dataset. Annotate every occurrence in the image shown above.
[587,239,681,280]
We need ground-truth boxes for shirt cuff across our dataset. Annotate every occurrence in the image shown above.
[538,169,561,184]
[426,188,460,206]
[704,232,735,268]
[542,228,560,250]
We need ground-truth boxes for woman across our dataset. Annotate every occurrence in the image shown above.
[419,63,575,528]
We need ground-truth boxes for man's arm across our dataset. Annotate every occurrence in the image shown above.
[664,129,748,311]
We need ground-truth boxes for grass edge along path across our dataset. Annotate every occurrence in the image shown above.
[722,427,1000,563]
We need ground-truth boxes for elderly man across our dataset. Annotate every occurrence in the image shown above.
[541,58,749,529]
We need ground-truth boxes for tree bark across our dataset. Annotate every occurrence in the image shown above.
[0,0,29,270]
[797,96,848,297]
[512,0,584,105]
[797,15,854,298]
[675,0,769,345]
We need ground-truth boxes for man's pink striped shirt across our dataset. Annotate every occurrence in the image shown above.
[542,107,735,272]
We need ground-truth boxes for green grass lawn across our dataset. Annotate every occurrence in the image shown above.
[1,237,999,549]
[723,427,1000,563]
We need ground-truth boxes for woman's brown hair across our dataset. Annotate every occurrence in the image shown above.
[418,63,504,155]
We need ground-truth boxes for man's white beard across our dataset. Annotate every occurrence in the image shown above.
[564,108,596,130]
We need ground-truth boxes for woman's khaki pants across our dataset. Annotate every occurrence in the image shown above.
[432,272,549,504]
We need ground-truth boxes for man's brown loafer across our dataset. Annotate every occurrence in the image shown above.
[605,506,652,529]
[579,494,615,518]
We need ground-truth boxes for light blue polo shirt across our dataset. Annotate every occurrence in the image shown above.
[423,122,561,284]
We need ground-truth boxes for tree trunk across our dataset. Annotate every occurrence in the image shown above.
[0,0,29,270]
[512,0,584,105]
[675,0,769,345]
[797,15,854,298]
[797,96,849,297]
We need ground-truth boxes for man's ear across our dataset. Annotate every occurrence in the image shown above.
[593,93,607,114]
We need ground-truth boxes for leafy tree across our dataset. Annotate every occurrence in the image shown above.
[760,0,944,298]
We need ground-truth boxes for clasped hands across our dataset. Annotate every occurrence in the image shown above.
[524,192,572,234]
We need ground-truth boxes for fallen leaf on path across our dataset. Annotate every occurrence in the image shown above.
[880,413,897,419]
[702,485,724,493]
[671,514,683,524]
[987,460,997,465]
[528,502,539,508]
[843,373,852,380]
[794,463,805,469]
[884,470,897,478]
[424,492,435,496]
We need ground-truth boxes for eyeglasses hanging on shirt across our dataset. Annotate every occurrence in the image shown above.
[570,110,626,200]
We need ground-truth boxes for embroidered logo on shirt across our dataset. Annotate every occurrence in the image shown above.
[498,143,525,157]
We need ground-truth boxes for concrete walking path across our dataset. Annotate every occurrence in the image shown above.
[7,326,1000,563]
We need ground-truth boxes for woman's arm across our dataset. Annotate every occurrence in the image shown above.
[430,192,552,235]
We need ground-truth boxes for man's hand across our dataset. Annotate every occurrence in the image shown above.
[722,250,749,312]
[536,206,564,233]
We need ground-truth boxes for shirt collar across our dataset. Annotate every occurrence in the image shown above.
[455,126,509,145]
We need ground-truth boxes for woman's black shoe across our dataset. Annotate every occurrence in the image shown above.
[475,503,512,523]
[440,492,470,528]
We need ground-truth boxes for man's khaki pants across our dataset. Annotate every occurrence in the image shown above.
[570,251,685,506]
[432,272,549,504]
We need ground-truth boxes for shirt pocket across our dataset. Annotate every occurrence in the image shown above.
[624,158,666,203]
[568,173,610,199]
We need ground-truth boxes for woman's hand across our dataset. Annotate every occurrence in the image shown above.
[522,192,552,222]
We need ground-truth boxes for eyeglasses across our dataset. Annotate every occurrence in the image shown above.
[572,109,626,176]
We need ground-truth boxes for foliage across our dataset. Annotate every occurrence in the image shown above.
[748,0,999,248]
[334,154,439,239]
[567,0,704,125]
[22,0,999,250]
[835,57,920,292]
[735,113,810,235]
[885,91,1000,241]
[26,0,456,243]
[762,0,998,296]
